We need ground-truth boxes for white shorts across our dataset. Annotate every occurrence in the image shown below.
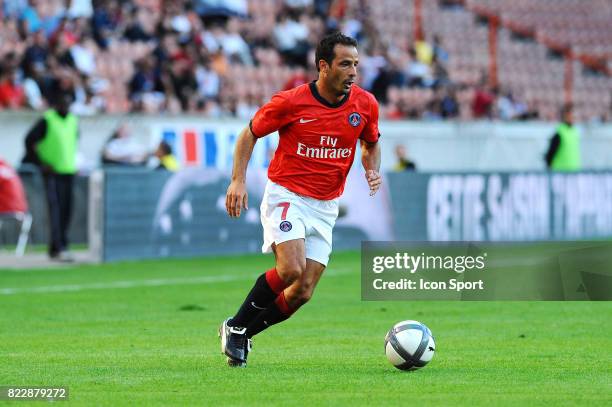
[261,181,339,266]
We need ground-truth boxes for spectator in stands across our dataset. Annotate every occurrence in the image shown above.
[359,42,388,91]
[101,123,147,166]
[423,98,442,121]
[154,141,179,172]
[431,54,450,88]
[405,47,433,87]
[236,93,259,119]
[168,41,198,111]
[0,67,25,109]
[210,46,229,76]
[21,29,48,73]
[426,87,456,120]
[92,0,120,49]
[18,0,42,36]
[393,145,417,171]
[158,1,191,42]
[123,6,153,42]
[49,16,78,48]
[67,0,93,19]
[2,51,20,73]
[282,66,311,90]
[220,18,254,66]
[414,39,433,66]
[50,31,77,70]
[22,90,78,261]
[495,89,515,120]
[339,10,363,41]
[273,11,310,67]
[22,61,45,109]
[129,55,166,112]
[432,34,449,64]
[3,0,28,19]
[439,86,459,118]
[472,82,495,119]
[370,65,394,104]
[195,57,221,102]
[70,36,97,77]
[545,104,581,171]
[70,76,105,115]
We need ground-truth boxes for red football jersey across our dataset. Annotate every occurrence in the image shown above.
[250,82,380,200]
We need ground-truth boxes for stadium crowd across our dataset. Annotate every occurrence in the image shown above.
[0,0,605,121]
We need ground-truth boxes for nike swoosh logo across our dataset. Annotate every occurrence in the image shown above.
[251,301,266,310]
[299,118,317,124]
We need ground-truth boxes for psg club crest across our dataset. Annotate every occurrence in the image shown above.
[348,112,361,127]
[279,221,292,232]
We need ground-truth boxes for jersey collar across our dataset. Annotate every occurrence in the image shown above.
[309,81,351,108]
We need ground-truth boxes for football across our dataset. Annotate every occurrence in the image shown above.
[384,320,436,371]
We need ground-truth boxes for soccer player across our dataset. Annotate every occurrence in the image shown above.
[219,32,381,367]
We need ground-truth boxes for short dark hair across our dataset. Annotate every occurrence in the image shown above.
[159,141,172,155]
[315,32,358,72]
[561,103,573,115]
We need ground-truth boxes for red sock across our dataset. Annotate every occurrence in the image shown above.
[265,268,289,294]
[229,268,289,328]
[245,292,294,337]
[274,291,295,316]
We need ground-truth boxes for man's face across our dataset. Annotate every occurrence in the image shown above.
[395,145,406,158]
[322,44,359,96]
[56,93,72,115]
[563,108,573,124]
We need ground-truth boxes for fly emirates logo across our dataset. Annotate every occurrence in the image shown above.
[296,136,353,160]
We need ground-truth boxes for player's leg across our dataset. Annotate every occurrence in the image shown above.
[43,174,62,258]
[220,181,308,365]
[227,239,305,328]
[244,195,337,337]
[220,238,306,365]
[227,182,306,328]
[245,258,325,338]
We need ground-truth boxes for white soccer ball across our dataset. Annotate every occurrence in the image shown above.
[384,320,435,370]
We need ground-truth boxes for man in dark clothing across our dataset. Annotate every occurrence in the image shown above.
[545,104,581,171]
[22,92,78,261]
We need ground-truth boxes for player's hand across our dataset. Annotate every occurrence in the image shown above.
[365,170,382,196]
[226,180,248,217]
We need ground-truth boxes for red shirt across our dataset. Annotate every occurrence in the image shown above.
[0,80,24,109]
[251,82,380,200]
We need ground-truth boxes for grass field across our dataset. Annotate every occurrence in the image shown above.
[1,251,611,406]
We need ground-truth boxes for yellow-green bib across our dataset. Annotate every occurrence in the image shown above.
[551,123,580,171]
[37,110,78,174]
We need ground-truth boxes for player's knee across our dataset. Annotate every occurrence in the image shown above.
[292,284,313,307]
[297,289,313,306]
[276,260,306,283]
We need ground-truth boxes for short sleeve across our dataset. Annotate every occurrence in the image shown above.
[360,96,380,143]
[250,93,292,138]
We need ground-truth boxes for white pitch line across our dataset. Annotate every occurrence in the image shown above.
[0,268,354,296]
[0,275,241,295]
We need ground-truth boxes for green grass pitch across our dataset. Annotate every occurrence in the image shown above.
[1,251,611,406]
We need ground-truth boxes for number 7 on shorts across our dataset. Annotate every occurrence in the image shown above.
[277,202,290,220]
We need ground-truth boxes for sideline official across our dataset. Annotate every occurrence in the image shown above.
[545,104,581,171]
[23,92,78,261]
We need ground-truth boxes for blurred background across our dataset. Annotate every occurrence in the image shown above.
[0,0,611,263]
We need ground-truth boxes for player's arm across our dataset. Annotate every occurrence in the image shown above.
[227,92,290,216]
[361,139,382,196]
[226,125,257,218]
